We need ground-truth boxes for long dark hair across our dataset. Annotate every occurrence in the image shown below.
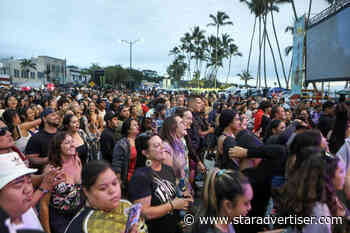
[329,103,350,154]
[160,116,178,150]
[62,113,75,131]
[135,132,157,168]
[121,118,134,138]
[274,149,338,232]
[263,119,282,142]
[82,160,112,191]
[2,109,19,138]
[48,131,69,167]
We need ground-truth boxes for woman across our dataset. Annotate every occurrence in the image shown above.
[264,119,286,144]
[83,102,103,138]
[328,103,350,154]
[45,131,84,233]
[128,132,192,233]
[112,118,139,195]
[20,106,39,135]
[2,109,42,153]
[64,160,147,233]
[216,109,241,170]
[191,168,253,233]
[5,95,18,110]
[160,116,188,181]
[274,147,348,233]
[62,114,89,166]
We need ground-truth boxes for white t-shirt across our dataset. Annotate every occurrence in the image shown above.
[5,208,43,233]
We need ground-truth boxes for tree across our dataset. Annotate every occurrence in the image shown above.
[20,59,37,79]
[167,56,187,82]
[238,70,254,88]
[207,11,233,88]
[226,43,242,83]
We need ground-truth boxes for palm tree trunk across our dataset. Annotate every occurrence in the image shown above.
[215,25,219,89]
[290,0,298,21]
[247,17,257,72]
[271,9,288,88]
[257,16,262,88]
[266,27,282,88]
[226,55,232,84]
[263,14,267,88]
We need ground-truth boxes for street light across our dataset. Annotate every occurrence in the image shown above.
[120,39,141,70]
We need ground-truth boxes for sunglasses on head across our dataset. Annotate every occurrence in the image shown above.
[0,127,9,136]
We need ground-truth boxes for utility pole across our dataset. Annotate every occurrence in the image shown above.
[121,39,141,70]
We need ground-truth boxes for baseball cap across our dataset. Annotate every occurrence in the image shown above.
[0,152,37,189]
[40,108,55,118]
[104,111,118,122]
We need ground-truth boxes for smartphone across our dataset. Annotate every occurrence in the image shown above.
[125,203,142,233]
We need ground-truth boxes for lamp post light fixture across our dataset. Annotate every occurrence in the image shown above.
[120,39,141,70]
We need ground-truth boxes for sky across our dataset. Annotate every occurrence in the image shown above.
[0,0,333,87]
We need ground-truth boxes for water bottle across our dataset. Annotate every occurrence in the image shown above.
[177,178,186,217]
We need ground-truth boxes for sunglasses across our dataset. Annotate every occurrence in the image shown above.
[0,127,9,136]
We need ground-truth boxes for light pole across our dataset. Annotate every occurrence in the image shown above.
[121,39,141,70]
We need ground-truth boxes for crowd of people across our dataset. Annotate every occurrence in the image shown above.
[0,86,349,233]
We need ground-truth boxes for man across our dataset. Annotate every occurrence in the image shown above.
[187,95,209,174]
[96,98,107,126]
[115,104,130,141]
[0,120,61,214]
[109,97,123,112]
[100,111,119,164]
[318,101,335,138]
[25,108,59,168]
[246,100,257,131]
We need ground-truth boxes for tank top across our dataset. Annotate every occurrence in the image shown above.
[14,126,31,153]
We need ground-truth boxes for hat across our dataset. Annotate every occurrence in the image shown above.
[0,152,37,189]
[104,111,118,122]
[40,108,55,118]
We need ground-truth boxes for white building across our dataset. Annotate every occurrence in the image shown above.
[66,66,90,84]
[0,56,66,84]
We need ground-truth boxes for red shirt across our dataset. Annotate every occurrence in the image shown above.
[127,146,137,181]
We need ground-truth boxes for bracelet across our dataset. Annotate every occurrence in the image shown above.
[38,187,49,194]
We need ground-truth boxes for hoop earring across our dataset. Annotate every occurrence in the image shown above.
[146,159,152,167]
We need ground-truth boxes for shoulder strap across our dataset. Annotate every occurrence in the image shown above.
[17,125,23,137]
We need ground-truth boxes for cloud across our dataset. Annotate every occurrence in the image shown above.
[0,0,330,86]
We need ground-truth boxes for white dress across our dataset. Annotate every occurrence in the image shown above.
[14,126,31,153]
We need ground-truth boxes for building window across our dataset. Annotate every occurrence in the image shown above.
[30,72,35,79]
[47,64,50,72]
[38,72,43,79]
[14,69,19,78]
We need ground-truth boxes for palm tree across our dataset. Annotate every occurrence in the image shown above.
[180,32,194,81]
[191,26,206,77]
[226,43,242,83]
[207,11,233,88]
[238,70,254,88]
[20,59,37,79]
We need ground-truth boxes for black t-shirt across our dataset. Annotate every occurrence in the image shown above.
[128,165,179,233]
[25,129,56,158]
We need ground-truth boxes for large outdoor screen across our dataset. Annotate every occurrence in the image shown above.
[306,6,350,82]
